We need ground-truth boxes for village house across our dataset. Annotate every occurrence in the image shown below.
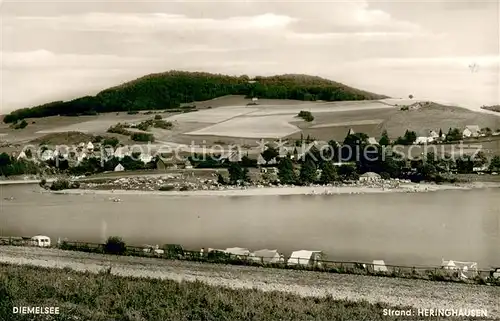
[156,157,182,170]
[40,149,55,161]
[139,153,153,164]
[76,152,87,165]
[257,154,267,166]
[16,150,27,161]
[224,150,242,163]
[463,125,480,138]
[414,137,432,145]
[429,130,439,140]
[114,146,131,159]
[103,147,115,159]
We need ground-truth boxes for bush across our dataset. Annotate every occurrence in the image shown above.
[159,185,175,191]
[179,185,191,191]
[107,123,131,136]
[153,120,173,130]
[102,137,119,147]
[49,179,70,191]
[104,236,126,255]
[49,179,80,191]
[11,119,28,129]
[92,135,104,143]
[127,110,139,115]
[380,172,390,180]
[154,114,162,120]
[297,110,314,122]
[131,133,155,142]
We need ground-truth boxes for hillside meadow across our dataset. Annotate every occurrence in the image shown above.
[0,263,486,321]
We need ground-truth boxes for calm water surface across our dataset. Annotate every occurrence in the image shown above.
[1,184,499,267]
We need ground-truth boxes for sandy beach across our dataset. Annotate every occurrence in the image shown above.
[49,181,500,197]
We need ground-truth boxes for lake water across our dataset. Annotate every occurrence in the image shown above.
[1,184,499,268]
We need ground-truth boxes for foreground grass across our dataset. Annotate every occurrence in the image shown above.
[0,264,489,321]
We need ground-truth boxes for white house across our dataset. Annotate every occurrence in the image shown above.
[76,152,87,165]
[114,146,131,159]
[86,142,94,151]
[40,150,54,161]
[414,136,433,145]
[267,158,278,165]
[257,154,267,166]
[184,160,193,169]
[16,151,27,160]
[252,97,258,102]
[139,153,153,164]
[103,147,115,159]
[226,150,242,163]
[463,125,480,138]
[429,130,439,139]
[114,163,125,172]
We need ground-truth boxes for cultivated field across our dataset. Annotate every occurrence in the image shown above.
[0,246,498,319]
[184,115,302,139]
[1,96,500,153]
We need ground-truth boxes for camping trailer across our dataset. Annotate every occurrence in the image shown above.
[250,249,285,264]
[30,235,51,247]
[372,260,388,272]
[287,250,324,267]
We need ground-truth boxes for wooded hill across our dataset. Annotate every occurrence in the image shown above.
[3,71,387,123]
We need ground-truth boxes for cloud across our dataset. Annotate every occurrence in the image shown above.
[353,55,500,70]
[14,12,297,33]
[1,50,163,70]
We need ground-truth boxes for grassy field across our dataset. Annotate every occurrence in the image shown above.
[0,262,491,321]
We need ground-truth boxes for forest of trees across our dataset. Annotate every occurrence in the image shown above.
[3,71,386,123]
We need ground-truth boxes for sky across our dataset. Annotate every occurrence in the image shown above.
[1,0,499,113]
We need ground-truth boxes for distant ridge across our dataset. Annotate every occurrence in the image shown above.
[3,70,388,123]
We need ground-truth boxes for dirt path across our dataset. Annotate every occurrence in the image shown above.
[0,246,498,317]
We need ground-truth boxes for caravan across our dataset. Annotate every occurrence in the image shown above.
[30,235,51,247]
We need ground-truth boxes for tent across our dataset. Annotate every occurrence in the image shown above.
[372,260,388,272]
[441,259,478,272]
[225,247,250,257]
[250,249,284,264]
[287,250,324,266]
[114,164,125,172]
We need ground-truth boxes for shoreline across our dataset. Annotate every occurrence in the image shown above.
[50,181,500,197]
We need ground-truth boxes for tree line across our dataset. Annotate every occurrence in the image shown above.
[3,71,385,123]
